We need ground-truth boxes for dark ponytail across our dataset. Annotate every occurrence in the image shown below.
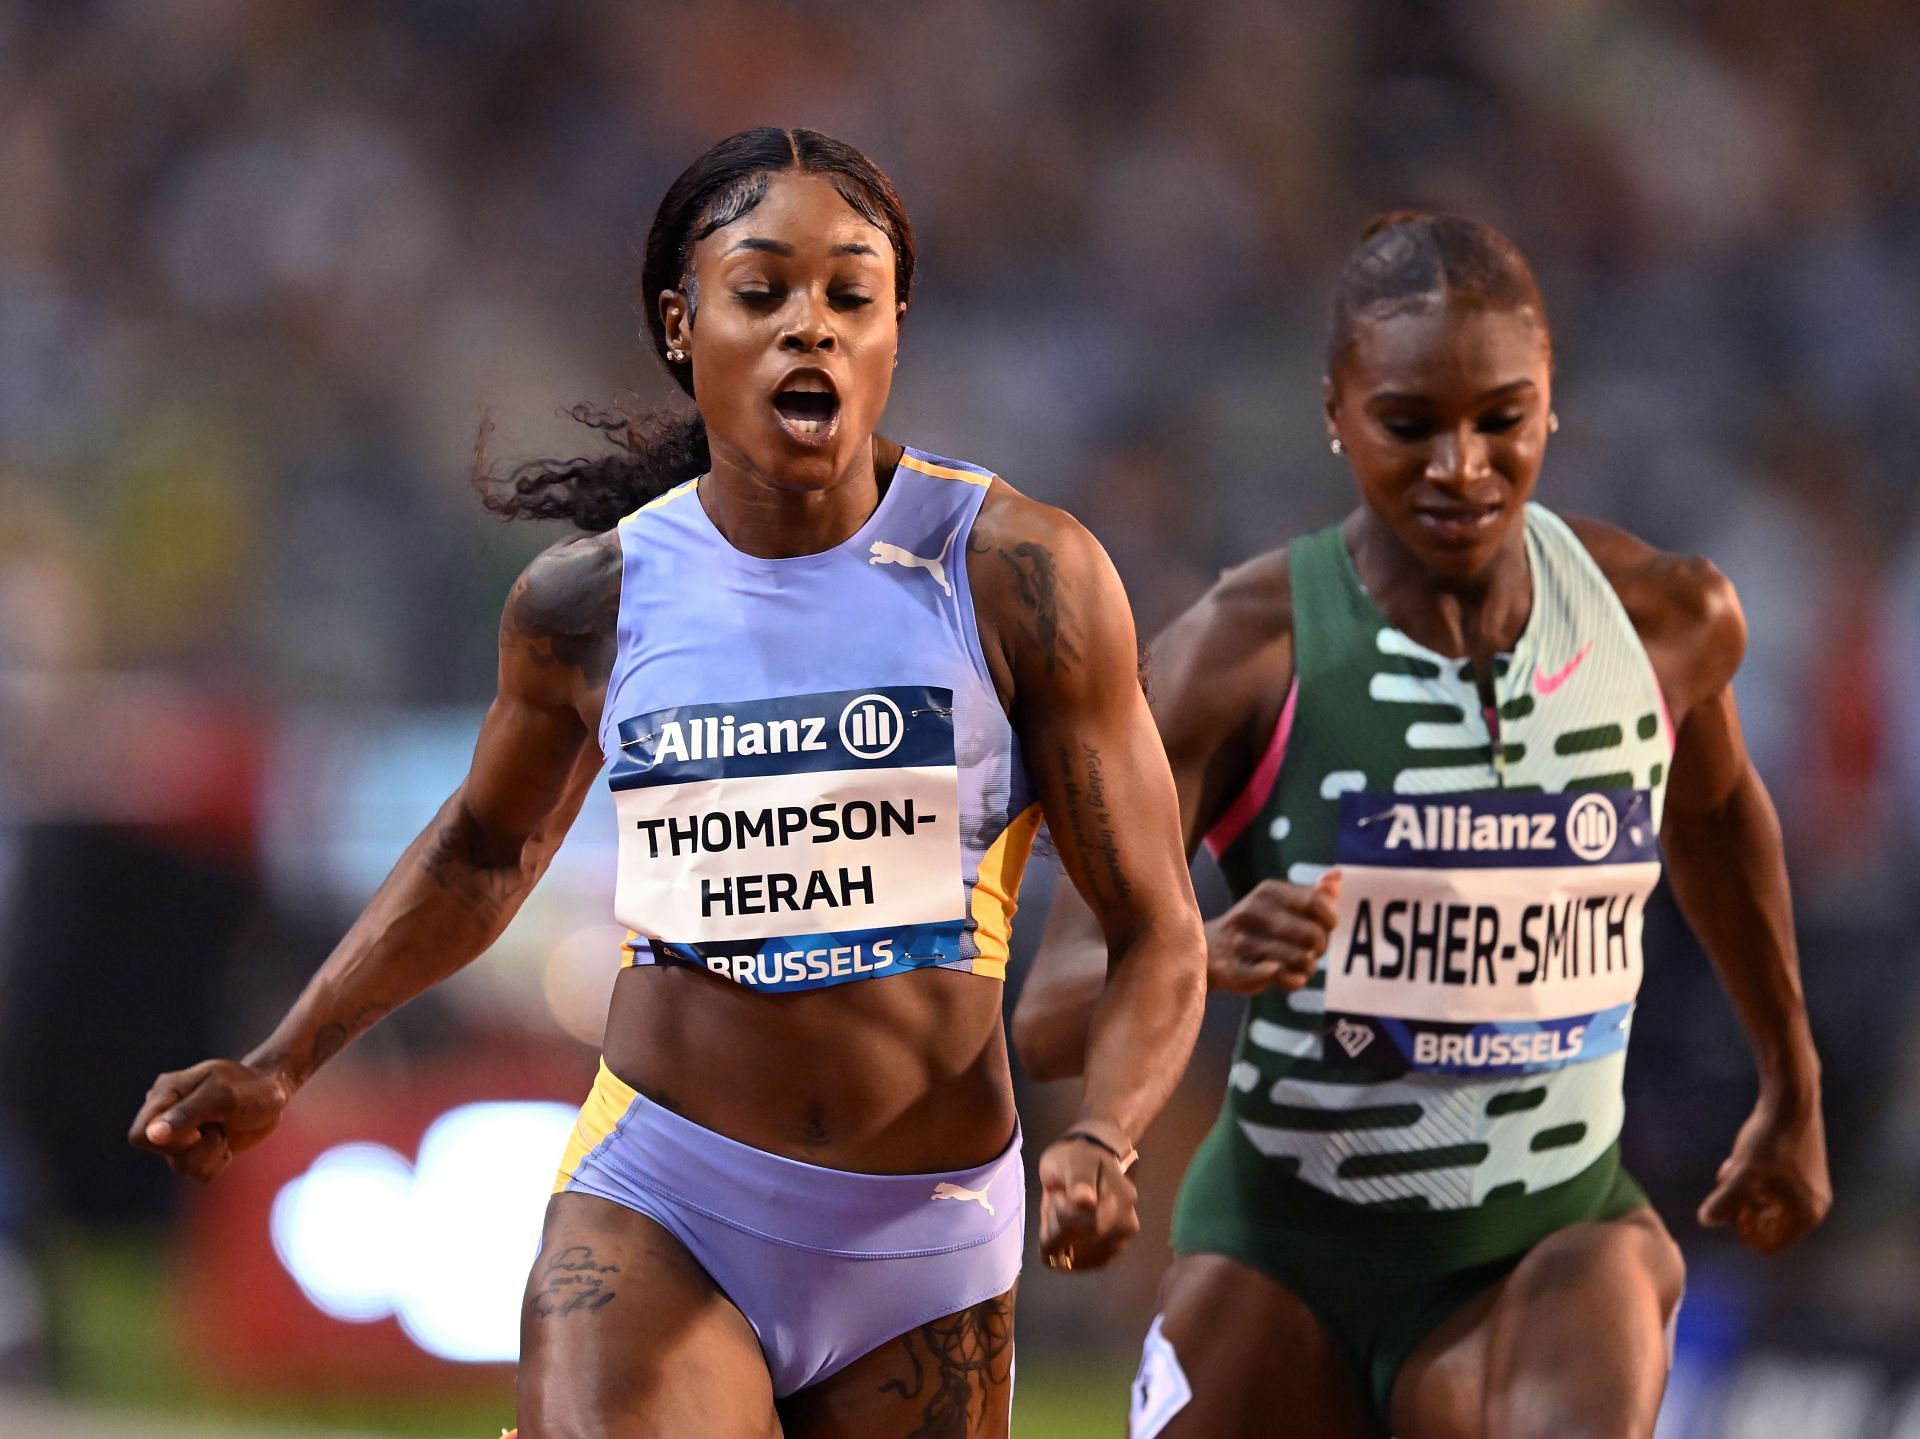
[1327,212,1548,373]
[475,127,916,533]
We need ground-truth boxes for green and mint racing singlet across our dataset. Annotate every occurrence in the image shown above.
[1199,506,1671,1211]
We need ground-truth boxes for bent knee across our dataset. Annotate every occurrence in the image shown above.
[1513,1214,1685,1317]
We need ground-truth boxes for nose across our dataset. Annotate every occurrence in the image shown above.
[779,292,836,353]
[1426,426,1491,488]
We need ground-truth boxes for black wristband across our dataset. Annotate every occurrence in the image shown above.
[1060,1127,1138,1173]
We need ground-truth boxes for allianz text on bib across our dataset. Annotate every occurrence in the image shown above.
[608,685,965,991]
[1321,789,1660,1077]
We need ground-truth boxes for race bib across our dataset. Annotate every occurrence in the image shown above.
[607,685,967,991]
[1320,789,1660,1077]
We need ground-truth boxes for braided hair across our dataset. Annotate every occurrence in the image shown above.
[1327,212,1548,374]
[476,127,916,532]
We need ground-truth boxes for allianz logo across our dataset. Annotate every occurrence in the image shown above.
[628,692,908,766]
[1380,793,1617,861]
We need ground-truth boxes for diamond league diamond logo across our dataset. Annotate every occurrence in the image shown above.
[1332,1018,1375,1058]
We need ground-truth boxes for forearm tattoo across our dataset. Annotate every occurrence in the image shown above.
[877,1292,1014,1437]
[1059,739,1132,903]
[308,1001,387,1074]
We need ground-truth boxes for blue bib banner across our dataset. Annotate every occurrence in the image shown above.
[609,685,968,993]
[1321,790,1660,1077]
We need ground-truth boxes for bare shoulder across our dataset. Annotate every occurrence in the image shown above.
[1161,546,1294,681]
[501,530,623,693]
[963,478,1118,702]
[1147,546,1294,777]
[1561,513,1745,701]
[968,475,1108,573]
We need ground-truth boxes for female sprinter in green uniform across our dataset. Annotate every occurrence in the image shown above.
[1016,214,1830,1438]
[129,129,1207,1439]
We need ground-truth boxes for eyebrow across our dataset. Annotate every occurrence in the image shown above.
[724,238,880,258]
[1369,379,1537,405]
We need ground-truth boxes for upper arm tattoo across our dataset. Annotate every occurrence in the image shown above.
[504,541,620,689]
[973,534,1084,677]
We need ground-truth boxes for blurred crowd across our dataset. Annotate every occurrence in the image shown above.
[3,0,1920,1407]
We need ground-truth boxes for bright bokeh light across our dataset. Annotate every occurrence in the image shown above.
[542,923,626,1044]
[268,1102,579,1361]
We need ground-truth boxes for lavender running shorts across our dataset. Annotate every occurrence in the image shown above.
[552,1060,1024,1397]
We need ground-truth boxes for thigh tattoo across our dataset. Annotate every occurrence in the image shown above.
[878,1293,1015,1438]
[529,1244,621,1319]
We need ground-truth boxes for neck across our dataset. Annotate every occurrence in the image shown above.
[699,435,899,560]
[1345,507,1532,662]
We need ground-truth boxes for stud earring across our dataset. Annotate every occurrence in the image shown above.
[1329,437,1343,455]
[666,348,686,364]
[1548,412,1560,434]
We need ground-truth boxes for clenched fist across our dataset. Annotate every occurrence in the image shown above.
[129,1058,293,1183]
[1205,871,1340,994]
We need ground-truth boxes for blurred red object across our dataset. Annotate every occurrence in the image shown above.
[172,1049,593,1392]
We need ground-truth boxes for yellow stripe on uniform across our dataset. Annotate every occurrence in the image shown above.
[619,477,701,525]
[551,1059,640,1195]
[967,802,1044,979]
[899,454,995,487]
[621,928,643,966]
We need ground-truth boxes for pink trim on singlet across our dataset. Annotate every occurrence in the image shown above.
[1203,679,1299,860]
[1652,658,1677,755]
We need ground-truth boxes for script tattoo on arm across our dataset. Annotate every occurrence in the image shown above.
[1058,739,1132,905]
[877,1291,1014,1437]
[530,1244,621,1319]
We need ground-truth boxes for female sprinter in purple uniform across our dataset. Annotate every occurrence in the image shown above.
[1017,214,1829,1438]
[131,128,1207,1438]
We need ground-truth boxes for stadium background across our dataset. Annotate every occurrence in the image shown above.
[2,1,1918,1435]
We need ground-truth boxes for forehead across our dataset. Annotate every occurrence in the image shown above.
[1346,299,1549,394]
[695,171,892,268]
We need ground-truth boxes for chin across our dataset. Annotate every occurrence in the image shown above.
[1399,527,1512,584]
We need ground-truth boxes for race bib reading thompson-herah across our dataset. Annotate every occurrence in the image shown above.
[607,685,966,992]
[1320,790,1660,1077]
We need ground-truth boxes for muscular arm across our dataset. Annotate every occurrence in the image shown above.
[971,491,1208,1148]
[1012,551,1297,1082]
[132,535,618,1176]
[1576,520,1830,1250]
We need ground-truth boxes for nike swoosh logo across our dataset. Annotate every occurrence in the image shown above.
[1535,642,1593,696]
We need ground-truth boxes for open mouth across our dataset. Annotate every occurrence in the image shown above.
[771,374,841,439]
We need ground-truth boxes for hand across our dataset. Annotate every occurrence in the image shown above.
[128,1058,293,1183]
[1036,1134,1139,1273]
[1697,1096,1831,1255]
[1205,871,1340,994]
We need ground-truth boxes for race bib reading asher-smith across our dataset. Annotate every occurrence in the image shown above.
[1319,790,1660,1077]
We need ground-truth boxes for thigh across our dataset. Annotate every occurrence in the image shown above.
[1391,1209,1685,1439]
[778,1286,1016,1439]
[1143,1254,1382,1439]
[518,1191,783,1439]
